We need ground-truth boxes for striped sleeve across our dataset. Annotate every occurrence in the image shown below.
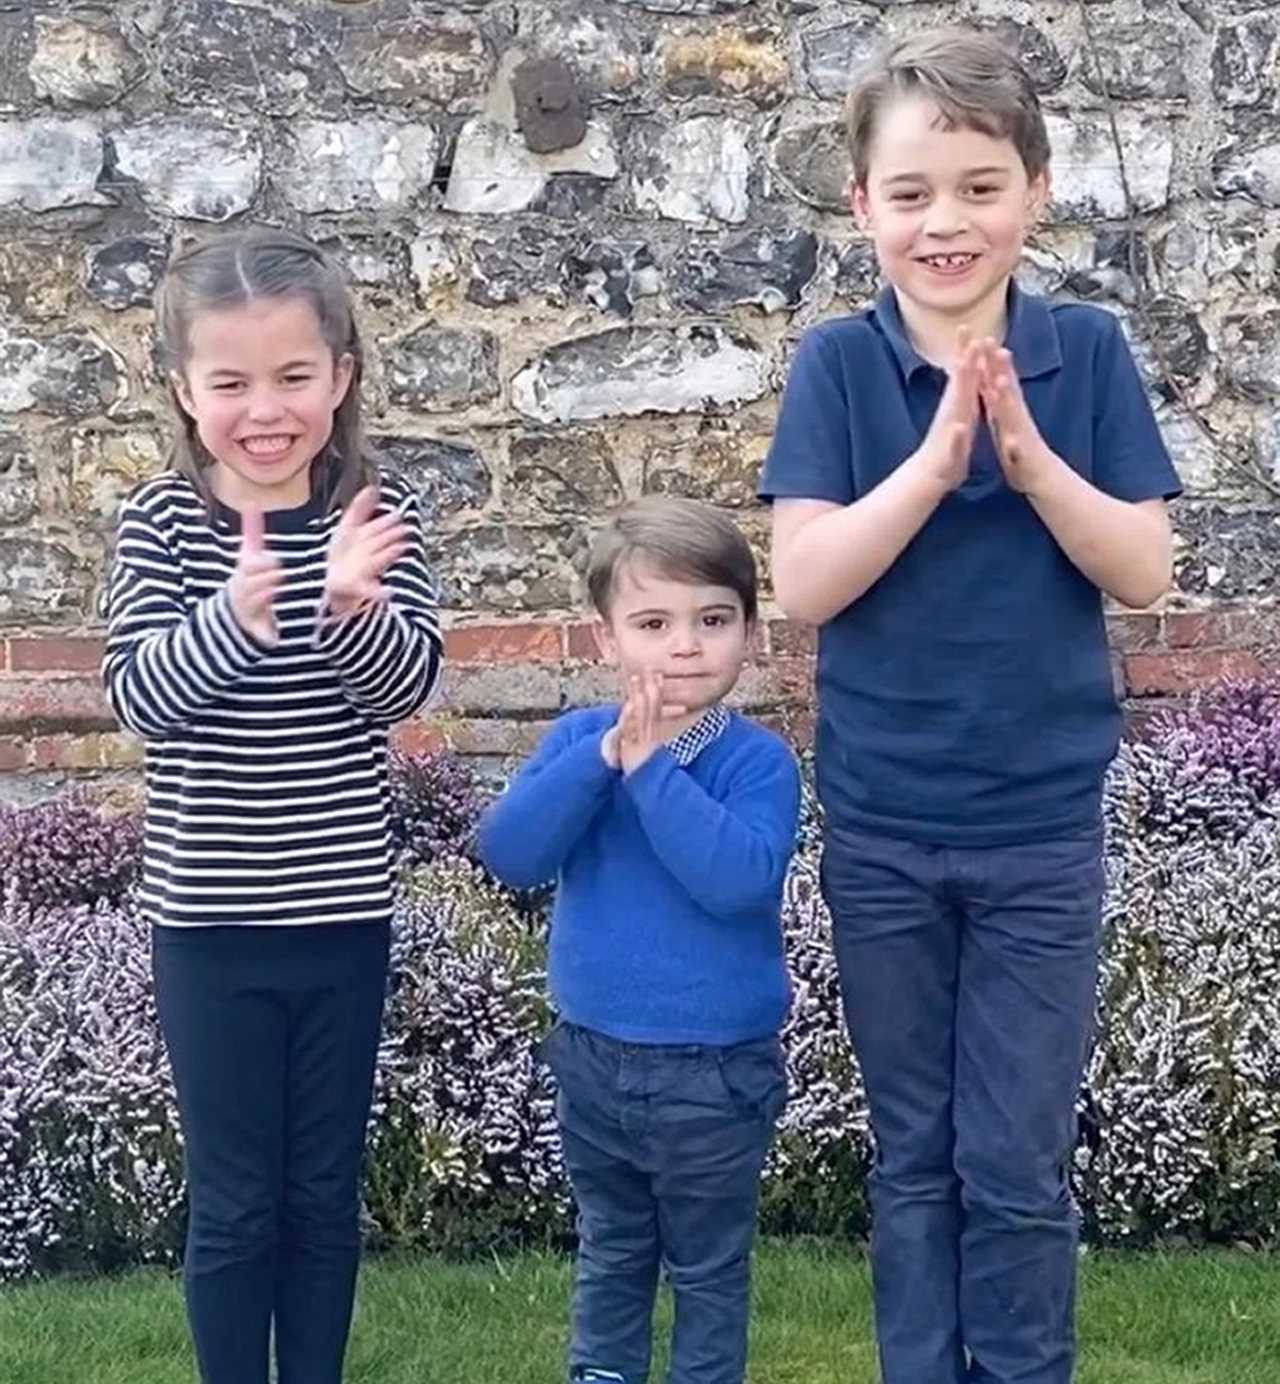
[102,497,269,740]
[312,488,444,726]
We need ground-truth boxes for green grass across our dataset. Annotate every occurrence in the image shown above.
[2,1240,1279,1383]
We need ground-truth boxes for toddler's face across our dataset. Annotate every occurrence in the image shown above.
[594,557,750,719]
[852,94,1048,329]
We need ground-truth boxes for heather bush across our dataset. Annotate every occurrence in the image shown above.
[365,859,565,1254]
[3,686,1280,1279]
[1108,681,1280,846]
[0,892,183,1279]
[0,793,142,910]
[386,747,486,868]
[1080,679,1280,1244]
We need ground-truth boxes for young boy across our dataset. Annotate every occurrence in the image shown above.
[760,28,1180,1384]
[478,496,801,1384]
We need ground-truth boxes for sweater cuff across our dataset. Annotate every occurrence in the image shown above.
[622,746,679,801]
[206,585,273,664]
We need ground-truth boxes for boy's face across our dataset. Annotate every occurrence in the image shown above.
[594,557,751,721]
[851,94,1049,330]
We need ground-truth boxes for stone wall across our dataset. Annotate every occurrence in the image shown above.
[1,0,1278,798]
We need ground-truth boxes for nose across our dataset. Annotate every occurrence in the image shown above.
[670,624,702,658]
[922,195,967,238]
[245,387,285,423]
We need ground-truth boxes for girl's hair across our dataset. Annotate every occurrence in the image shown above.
[845,26,1051,187]
[154,226,375,512]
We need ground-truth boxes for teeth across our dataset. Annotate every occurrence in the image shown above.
[242,436,293,456]
[925,254,976,269]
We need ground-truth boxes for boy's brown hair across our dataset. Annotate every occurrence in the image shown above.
[845,26,1051,187]
[587,497,758,625]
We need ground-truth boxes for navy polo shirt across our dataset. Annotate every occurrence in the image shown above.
[759,282,1181,845]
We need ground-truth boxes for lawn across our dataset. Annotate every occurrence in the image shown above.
[1,1240,1277,1383]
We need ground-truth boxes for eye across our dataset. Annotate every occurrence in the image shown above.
[211,381,243,392]
[638,618,664,631]
[890,190,924,204]
[282,373,314,385]
[703,613,729,628]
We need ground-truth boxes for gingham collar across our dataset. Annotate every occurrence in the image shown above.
[666,704,730,767]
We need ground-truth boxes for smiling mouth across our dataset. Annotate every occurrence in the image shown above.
[918,252,980,273]
[239,435,297,459]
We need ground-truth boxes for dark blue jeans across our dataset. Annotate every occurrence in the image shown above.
[822,825,1104,1384]
[152,921,389,1384]
[538,1021,787,1384]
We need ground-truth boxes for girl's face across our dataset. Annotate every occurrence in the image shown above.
[173,296,353,511]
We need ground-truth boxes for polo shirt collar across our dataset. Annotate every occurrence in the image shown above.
[873,279,1062,383]
[666,704,729,767]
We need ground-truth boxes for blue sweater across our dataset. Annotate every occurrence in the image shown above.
[478,707,801,1045]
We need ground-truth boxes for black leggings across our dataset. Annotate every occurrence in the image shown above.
[152,921,389,1384]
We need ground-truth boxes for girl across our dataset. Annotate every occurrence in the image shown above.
[102,227,443,1384]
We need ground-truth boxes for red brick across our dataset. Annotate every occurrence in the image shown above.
[445,622,563,664]
[29,732,142,772]
[1105,612,1161,653]
[8,636,106,673]
[1164,611,1231,649]
[1123,649,1269,697]
[732,657,814,711]
[768,620,817,656]
[565,622,603,661]
[441,717,556,757]
[440,663,564,715]
[755,708,815,749]
[1165,609,1280,650]
[0,677,115,733]
[0,736,27,772]
[392,718,448,758]
[561,663,623,707]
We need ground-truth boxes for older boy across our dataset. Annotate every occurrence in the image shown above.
[479,497,800,1384]
[760,27,1181,1384]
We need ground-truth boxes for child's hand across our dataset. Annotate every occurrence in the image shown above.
[977,343,1062,496]
[617,671,688,777]
[228,505,283,646]
[324,485,409,619]
[913,325,983,493]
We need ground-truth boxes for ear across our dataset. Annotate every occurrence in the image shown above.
[1026,169,1051,226]
[330,351,355,410]
[592,615,619,666]
[170,371,196,419]
[850,179,872,231]
[745,615,763,659]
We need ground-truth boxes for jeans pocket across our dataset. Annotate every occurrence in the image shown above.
[534,1019,568,1076]
[717,1038,789,1126]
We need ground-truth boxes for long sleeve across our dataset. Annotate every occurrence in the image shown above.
[477,713,619,889]
[312,489,443,726]
[623,742,801,918]
[102,500,269,740]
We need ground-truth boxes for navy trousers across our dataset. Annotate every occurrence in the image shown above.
[822,824,1104,1384]
[152,921,389,1384]
[539,1021,787,1384]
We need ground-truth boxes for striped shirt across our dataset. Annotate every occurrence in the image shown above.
[102,472,443,929]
